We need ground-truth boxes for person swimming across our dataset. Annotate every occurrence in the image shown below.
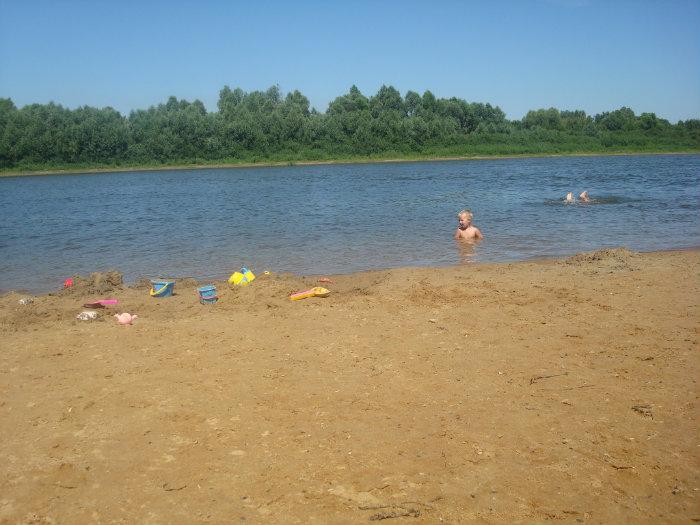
[454,209,484,241]
[565,191,592,203]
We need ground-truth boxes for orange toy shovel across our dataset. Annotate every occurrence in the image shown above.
[289,287,330,301]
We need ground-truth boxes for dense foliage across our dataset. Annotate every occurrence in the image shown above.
[0,85,698,171]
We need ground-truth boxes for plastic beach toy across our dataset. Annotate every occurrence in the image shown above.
[114,312,138,325]
[76,311,98,321]
[83,299,119,308]
[228,267,256,286]
[228,272,246,285]
[150,280,175,297]
[197,285,218,304]
[242,267,255,282]
[289,287,330,301]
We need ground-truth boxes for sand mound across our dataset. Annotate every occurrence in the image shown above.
[564,247,640,271]
[57,270,124,296]
[0,295,71,331]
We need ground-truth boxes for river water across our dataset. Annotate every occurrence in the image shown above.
[1,154,698,293]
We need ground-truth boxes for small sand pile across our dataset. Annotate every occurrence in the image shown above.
[57,270,124,296]
[0,293,67,331]
[564,247,640,272]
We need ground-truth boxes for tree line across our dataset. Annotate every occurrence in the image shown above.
[0,85,698,171]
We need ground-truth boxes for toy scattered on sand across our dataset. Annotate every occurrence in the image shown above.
[289,287,330,301]
[150,280,175,297]
[114,313,138,325]
[198,285,218,304]
[83,299,118,308]
[228,267,256,286]
[76,311,98,321]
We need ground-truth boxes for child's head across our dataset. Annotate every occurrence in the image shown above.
[457,210,473,228]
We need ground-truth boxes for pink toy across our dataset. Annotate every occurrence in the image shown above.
[84,299,119,309]
[114,313,138,325]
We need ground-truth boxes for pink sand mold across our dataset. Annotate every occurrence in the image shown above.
[114,313,137,325]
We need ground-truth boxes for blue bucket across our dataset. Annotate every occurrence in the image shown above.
[198,284,218,304]
[150,280,175,298]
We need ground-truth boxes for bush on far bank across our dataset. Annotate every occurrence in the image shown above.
[0,87,698,171]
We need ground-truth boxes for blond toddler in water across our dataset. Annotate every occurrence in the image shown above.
[454,210,484,241]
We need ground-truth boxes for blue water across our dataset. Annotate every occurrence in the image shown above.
[1,154,699,293]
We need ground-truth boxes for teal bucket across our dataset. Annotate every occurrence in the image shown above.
[150,280,175,298]
[198,284,218,304]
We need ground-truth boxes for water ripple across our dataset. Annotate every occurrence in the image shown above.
[1,154,698,292]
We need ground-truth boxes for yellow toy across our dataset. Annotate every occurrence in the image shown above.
[289,287,330,300]
[228,272,245,285]
[242,267,255,282]
[228,267,256,286]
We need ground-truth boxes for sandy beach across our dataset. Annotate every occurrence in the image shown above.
[1,248,698,524]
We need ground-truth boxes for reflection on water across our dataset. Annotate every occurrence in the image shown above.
[0,154,698,293]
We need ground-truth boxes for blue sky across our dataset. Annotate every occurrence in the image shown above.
[1,0,698,122]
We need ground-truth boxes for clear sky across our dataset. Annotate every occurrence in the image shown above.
[1,0,698,122]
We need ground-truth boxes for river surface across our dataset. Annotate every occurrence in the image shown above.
[1,154,698,293]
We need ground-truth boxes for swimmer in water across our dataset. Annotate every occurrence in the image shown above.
[454,210,484,241]
[565,192,575,203]
[579,191,591,202]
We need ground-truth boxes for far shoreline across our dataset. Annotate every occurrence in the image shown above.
[1,149,698,178]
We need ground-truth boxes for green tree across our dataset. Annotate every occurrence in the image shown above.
[369,85,404,117]
[595,107,636,131]
[404,91,421,117]
[523,108,562,130]
[1,86,697,171]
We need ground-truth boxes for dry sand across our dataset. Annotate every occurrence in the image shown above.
[1,248,698,524]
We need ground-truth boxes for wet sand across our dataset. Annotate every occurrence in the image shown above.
[1,248,698,524]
